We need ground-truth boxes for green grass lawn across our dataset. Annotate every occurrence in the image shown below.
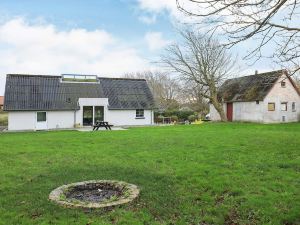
[0,123,299,225]
[0,111,8,126]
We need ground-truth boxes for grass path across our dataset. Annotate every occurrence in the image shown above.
[0,123,299,224]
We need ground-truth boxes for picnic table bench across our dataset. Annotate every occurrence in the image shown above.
[93,121,114,130]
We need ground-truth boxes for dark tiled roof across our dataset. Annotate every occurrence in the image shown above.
[99,77,155,110]
[4,74,155,111]
[4,74,103,111]
[219,70,284,102]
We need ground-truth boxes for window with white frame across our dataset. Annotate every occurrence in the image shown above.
[281,81,286,88]
[281,102,287,111]
[37,112,47,122]
[136,109,144,118]
[292,102,296,112]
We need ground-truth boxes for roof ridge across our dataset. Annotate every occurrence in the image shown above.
[7,74,61,78]
[226,69,283,82]
[244,69,283,77]
[6,74,147,81]
[99,77,146,81]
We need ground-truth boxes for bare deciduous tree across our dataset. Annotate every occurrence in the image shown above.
[124,71,181,111]
[161,30,236,121]
[176,0,300,73]
[180,81,209,115]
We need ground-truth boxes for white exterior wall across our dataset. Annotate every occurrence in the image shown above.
[210,101,264,122]
[47,111,75,129]
[8,110,75,130]
[263,74,300,123]
[232,101,264,122]
[8,111,36,130]
[76,98,153,126]
[107,110,153,126]
[8,97,154,130]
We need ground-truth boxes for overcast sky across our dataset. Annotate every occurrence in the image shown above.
[0,0,278,95]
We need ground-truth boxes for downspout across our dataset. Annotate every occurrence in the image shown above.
[74,109,76,128]
[151,108,154,125]
[74,101,79,128]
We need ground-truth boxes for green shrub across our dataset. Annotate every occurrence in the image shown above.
[188,115,196,122]
[154,110,198,122]
[0,112,8,126]
[171,115,178,122]
[155,115,164,123]
[164,110,195,121]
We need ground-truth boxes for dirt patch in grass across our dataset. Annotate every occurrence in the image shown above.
[225,208,239,225]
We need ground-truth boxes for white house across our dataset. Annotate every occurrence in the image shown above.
[210,70,300,123]
[4,74,155,131]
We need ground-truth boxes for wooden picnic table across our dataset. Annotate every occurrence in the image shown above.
[93,121,113,130]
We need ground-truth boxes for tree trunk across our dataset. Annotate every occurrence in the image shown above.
[211,96,227,122]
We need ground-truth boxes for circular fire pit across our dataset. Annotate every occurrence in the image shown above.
[49,180,139,209]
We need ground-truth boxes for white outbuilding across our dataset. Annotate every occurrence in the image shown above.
[210,70,300,123]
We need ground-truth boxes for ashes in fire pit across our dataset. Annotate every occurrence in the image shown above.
[66,182,123,203]
[49,180,139,209]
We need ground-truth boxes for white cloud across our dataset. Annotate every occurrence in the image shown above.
[136,0,179,25]
[137,0,213,25]
[138,0,176,13]
[138,14,157,24]
[137,0,192,21]
[0,18,153,95]
[144,31,171,51]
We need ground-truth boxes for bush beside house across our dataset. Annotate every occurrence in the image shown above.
[154,110,199,123]
[0,110,8,126]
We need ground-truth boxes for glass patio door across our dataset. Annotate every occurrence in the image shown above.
[94,106,104,123]
[83,106,93,126]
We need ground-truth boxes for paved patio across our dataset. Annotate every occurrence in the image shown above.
[77,127,127,132]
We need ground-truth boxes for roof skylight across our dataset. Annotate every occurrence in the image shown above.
[61,74,98,83]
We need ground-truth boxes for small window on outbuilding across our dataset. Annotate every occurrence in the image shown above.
[292,102,296,112]
[281,81,286,88]
[136,109,144,118]
[268,103,275,111]
[281,102,287,111]
[256,100,259,104]
[37,112,47,122]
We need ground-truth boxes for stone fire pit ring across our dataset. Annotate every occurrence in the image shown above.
[49,180,140,209]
